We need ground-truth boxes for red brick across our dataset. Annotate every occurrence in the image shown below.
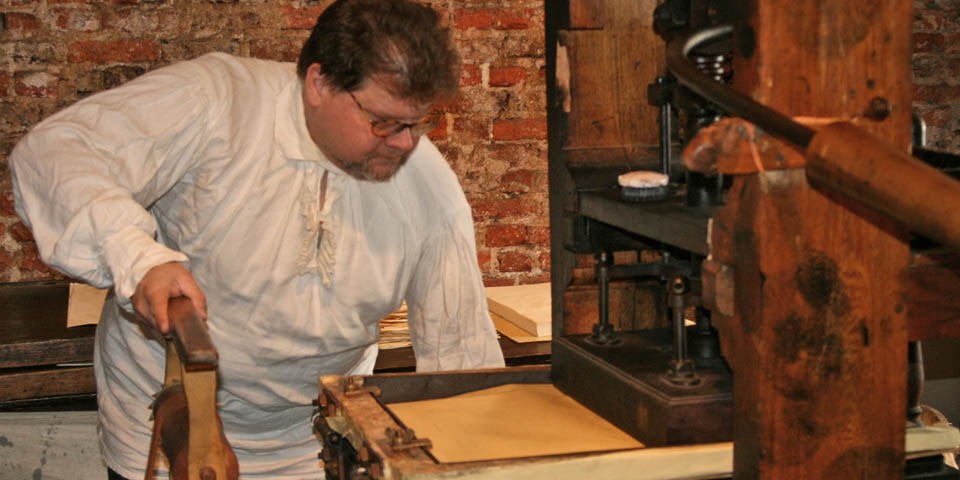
[486,224,526,246]
[17,240,49,272]
[499,169,535,192]
[915,85,960,104]
[455,8,531,31]
[498,251,532,272]
[470,198,537,220]
[945,32,960,54]
[0,188,16,217]
[489,66,526,87]
[3,12,41,34]
[52,6,102,32]
[522,272,551,284]
[460,64,482,87]
[451,116,490,142]
[281,5,325,30]
[914,10,939,32]
[527,226,550,246]
[9,222,34,242]
[68,40,161,63]
[913,32,945,54]
[476,250,492,272]
[539,253,550,272]
[433,92,472,114]
[0,72,10,96]
[0,246,12,273]
[492,117,547,141]
[483,277,514,287]
[14,71,59,98]
[425,115,448,141]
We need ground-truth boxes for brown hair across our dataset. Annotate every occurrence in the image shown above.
[296,0,461,104]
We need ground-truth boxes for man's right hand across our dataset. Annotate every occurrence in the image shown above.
[132,262,207,334]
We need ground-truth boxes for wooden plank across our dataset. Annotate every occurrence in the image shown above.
[0,281,96,368]
[562,29,663,154]
[568,0,658,30]
[0,367,95,402]
[0,337,94,369]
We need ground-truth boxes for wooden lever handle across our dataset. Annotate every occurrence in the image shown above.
[167,297,218,372]
[806,121,960,251]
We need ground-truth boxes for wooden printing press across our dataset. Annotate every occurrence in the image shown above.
[313,1,960,480]
[4,1,960,479]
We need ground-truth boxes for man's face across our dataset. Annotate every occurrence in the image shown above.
[302,64,434,182]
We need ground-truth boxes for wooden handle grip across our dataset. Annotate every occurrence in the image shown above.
[167,297,218,372]
[806,121,960,250]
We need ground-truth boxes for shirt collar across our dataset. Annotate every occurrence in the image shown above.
[275,78,346,175]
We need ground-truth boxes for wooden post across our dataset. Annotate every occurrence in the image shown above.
[709,1,913,478]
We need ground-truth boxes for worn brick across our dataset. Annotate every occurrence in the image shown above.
[486,224,526,246]
[524,271,551,284]
[51,6,102,32]
[455,8,532,31]
[0,246,13,273]
[17,241,51,274]
[527,226,550,246]
[491,117,547,141]
[0,187,16,217]
[488,66,526,87]
[477,250,491,271]
[0,72,10,96]
[483,277,514,287]
[470,197,537,221]
[460,63,482,87]
[425,114,449,142]
[914,32,946,54]
[281,5,326,30]
[3,12,41,37]
[9,221,33,242]
[68,39,161,63]
[14,71,59,98]
[499,169,535,193]
[498,251,532,272]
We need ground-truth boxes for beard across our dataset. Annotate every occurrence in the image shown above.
[332,152,411,182]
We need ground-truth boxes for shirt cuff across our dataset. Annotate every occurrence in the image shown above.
[101,225,189,311]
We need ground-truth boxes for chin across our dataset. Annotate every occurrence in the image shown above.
[333,154,409,182]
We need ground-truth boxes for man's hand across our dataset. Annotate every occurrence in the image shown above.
[132,262,207,334]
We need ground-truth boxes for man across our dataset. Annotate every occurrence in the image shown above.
[9,0,505,477]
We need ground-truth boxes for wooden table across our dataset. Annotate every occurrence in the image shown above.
[0,281,551,407]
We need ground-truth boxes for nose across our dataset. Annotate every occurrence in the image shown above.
[383,127,416,151]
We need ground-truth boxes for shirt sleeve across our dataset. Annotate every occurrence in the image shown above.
[404,204,506,372]
[8,65,210,309]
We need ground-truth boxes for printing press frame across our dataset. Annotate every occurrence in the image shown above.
[314,1,960,478]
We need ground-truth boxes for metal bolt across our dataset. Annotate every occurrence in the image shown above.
[864,96,891,121]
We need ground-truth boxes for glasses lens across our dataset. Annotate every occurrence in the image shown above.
[371,116,438,138]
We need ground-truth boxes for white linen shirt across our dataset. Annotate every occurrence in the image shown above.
[9,52,504,479]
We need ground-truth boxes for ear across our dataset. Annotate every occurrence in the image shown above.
[303,63,330,107]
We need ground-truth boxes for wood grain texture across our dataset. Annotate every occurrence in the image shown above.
[712,1,914,478]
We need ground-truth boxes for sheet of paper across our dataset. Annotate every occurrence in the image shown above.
[485,283,551,337]
[386,383,643,463]
[490,311,550,343]
[67,283,107,328]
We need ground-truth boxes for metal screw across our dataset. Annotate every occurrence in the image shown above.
[864,96,891,121]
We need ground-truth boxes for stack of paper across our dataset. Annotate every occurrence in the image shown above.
[379,304,411,350]
[485,283,552,341]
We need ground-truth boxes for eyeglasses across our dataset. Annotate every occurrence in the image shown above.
[347,91,438,138]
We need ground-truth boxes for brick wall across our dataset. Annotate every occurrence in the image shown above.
[913,0,960,152]
[0,1,957,286]
[0,0,549,286]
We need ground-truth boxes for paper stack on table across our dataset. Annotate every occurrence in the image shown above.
[485,283,551,342]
